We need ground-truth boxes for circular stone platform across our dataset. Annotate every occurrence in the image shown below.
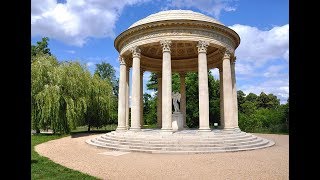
[86,129,274,154]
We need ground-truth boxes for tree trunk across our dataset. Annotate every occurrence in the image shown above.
[36,129,40,134]
[88,124,91,132]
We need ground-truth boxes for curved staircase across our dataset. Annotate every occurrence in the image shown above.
[86,129,275,154]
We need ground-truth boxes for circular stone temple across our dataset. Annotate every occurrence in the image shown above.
[87,10,274,153]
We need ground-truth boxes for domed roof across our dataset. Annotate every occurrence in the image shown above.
[128,10,224,29]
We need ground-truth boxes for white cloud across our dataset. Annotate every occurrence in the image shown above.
[235,62,255,76]
[230,24,289,67]
[66,50,75,54]
[239,78,289,104]
[168,0,236,19]
[228,24,289,103]
[31,0,150,46]
[86,62,95,67]
[143,71,151,81]
[166,0,237,18]
[283,49,289,62]
[210,69,219,79]
[263,64,286,78]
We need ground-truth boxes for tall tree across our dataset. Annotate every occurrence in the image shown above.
[246,93,258,103]
[31,37,52,57]
[257,92,280,109]
[31,54,59,133]
[237,90,246,113]
[143,93,157,125]
[85,74,115,131]
[208,71,220,125]
[237,90,246,106]
[94,62,119,96]
[146,72,158,91]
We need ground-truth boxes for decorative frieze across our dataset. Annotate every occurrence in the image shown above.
[121,28,235,54]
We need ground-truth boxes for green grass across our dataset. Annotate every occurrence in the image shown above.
[31,134,98,180]
[72,124,117,133]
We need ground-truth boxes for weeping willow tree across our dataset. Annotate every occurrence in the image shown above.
[54,61,92,133]
[85,74,115,131]
[31,54,59,133]
[32,53,116,134]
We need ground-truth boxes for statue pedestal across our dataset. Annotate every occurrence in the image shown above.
[172,112,183,131]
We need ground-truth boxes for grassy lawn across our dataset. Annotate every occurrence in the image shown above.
[31,134,98,180]
[72,124,117,133]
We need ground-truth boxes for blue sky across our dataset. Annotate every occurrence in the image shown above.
[31,0,289,104]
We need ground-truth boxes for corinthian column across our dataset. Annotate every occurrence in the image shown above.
[157,72,162,128]
[219,67,224,129]
[197,40,210,132]
[130,46,141,131]
[179,72,187,128]
[140,69,144,127]
[231,57,239,131]
[160,40,172,132]
[222,50,234,131]
[125,68,130,129]
[116,56,127,131]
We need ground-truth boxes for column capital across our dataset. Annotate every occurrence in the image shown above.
[160,40,172,52]
[130,46,141,58]
[223,50,232,60]
[197,40,209,53]
[118,56,126,65]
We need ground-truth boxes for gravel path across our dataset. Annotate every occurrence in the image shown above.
[35,133,288,180]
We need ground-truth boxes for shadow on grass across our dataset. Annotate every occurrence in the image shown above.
[31,159,38,164]
[70,130,113,138]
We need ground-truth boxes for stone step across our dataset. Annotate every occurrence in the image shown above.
[102,133,252,142]
[86,130,275,154]
[92,138,264,150]
[88,138,271,153]
[108,131,247,138]
[99,137,255,145]
[96,136,258,146]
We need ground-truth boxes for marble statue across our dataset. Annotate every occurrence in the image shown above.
[172,92,181,112]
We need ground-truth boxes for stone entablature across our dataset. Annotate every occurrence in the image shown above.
[116,22,239,55]
[114,16,240,73]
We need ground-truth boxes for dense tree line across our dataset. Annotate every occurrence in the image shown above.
[144,72,289,133]
[31,38,118,133]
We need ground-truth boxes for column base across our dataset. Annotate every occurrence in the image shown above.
[116,126,127,131]
[161,127,173,132]
[129,127,141,131]
[198,128,211,132]
[234,127,241,132]
[223,127,236,133]
[161,128,173,135]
